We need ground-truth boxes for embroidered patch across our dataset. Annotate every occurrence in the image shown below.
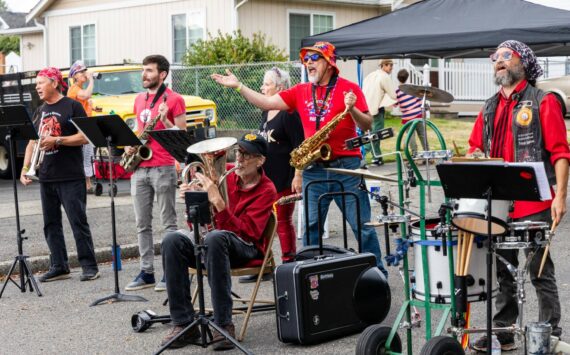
[516,106,533,127]
[244,133,257,141]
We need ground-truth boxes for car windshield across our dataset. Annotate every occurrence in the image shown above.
[93,70,144,96]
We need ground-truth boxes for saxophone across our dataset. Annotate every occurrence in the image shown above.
[120,95,167,172]
[289,107,349,170]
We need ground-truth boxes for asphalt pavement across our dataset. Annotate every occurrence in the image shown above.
[0,161,569,355]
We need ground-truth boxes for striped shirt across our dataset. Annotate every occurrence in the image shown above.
[396,88,422,123]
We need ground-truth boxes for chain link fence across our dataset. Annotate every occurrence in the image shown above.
[171,61,303,130]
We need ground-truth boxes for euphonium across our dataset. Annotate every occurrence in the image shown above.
[120,95,167,172]
[289,107,349,170]
[181,137,239,226]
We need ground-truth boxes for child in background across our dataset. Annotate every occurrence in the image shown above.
[396,69,427,157]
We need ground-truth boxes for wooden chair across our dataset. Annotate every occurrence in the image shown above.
[189,212,277,341]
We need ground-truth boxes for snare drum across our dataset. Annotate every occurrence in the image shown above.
[452,198,511,236]
[494,221,550,249]
[411,219,498,303]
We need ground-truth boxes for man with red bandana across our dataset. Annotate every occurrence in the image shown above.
[212,42,387,277]
[469,40,570,352]
[20,67,99,282]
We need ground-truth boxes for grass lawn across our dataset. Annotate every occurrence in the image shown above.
[365,116,475,163]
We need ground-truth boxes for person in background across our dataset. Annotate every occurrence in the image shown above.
[395,69,427,158]
[67,60,96,193]
[361,59,397,167]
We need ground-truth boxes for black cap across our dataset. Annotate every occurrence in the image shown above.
[237,133,268,157]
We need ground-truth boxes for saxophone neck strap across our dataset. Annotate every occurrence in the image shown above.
[146,83,167,109]
[312,74,338,131]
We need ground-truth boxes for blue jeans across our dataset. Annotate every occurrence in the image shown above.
[40,180,98,273]
[162,229,261,326]
[302,156,387,276]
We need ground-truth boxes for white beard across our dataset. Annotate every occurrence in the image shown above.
[308,72,320,85]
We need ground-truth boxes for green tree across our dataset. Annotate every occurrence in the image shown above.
[183,30,287,66]
[0,35,19,54]
[178,31,289,129]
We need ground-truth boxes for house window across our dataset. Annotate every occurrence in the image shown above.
[289,13,333,60]
[70,24,96,66]
[172,11,205,64]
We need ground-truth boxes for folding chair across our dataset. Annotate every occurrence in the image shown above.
[189,212,277,341]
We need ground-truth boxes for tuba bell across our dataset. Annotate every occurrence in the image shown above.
[181,137,239,226]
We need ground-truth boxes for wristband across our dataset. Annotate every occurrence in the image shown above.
[55,137,63,146]
[235,82,243,93]
[22,166,29,172]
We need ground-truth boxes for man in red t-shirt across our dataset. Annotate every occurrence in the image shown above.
[212,42,387,276]
[468,40,570,352]
[123,55,186,292]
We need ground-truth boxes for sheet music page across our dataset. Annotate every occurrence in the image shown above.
[506,162,552,200]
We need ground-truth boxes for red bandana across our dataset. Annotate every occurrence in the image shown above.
[38,67,68,90]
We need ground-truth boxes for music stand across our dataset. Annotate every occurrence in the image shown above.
[0,105,41,299]
[71,115,147,306]
[436,162,544,355]
[148,128,206,163]
[155,191,252,355]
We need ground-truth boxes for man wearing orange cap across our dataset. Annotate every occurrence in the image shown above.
[212,41,387,276]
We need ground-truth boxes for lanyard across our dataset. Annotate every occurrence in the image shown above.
[145,83,167,109]
[311,74,338,130]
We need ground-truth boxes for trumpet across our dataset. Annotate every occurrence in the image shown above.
[25,118,51,180]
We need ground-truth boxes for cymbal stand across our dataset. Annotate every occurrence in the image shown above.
[420,89,432,202]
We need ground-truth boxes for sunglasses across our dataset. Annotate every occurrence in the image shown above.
[271,66,282,78]
[234,148,259,160]
[490,51,515,63]
[303,53,322,63]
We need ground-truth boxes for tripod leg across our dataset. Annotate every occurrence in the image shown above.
[0,258,19,298]
[208,321,253,355]
[21,257,42,296]
[154,318,203,355]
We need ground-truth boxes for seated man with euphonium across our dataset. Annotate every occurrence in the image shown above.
[160,133,276,351]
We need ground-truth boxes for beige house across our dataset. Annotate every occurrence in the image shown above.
[0,0,412,72]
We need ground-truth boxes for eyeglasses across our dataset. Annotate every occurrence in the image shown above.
[303,53,322,63]
[490,51,515,63]
[234,148,259,160]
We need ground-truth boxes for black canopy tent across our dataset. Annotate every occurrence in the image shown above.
[301,0,570,59]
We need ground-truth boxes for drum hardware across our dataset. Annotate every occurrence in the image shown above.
[538,220,557,277]
[494,221,550,250]
[413,149,453,161]
[131,310,171,332]
[323,167,398,183]
[344,127,394,150]
[399,84,455,104]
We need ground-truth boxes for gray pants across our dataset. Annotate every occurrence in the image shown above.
[131,165,178,273]
[407,120,428,155]
[494,209,562,336]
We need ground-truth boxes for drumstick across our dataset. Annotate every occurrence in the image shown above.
[463,233,475,276]
[455,231,461,274]
[538,220,558,278]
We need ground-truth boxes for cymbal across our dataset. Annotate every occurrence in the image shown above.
[324,168,398,183]
[399,84,454,103]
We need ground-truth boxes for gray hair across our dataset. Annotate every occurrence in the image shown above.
[264,67,291,90]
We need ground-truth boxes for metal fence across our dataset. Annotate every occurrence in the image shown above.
[171,61,303,130]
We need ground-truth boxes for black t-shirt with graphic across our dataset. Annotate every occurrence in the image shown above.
[33,96,86,182]
[258,110,304,192]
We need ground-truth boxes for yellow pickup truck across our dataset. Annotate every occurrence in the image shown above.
[62,64,217,130]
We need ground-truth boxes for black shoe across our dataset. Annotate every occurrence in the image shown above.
[160,324,200,349]
[372,159,384,166]
[238,273,272,284]
[39,268,71,282]
[471,332,517,352]
[359,160,368,169]
[79,270,100,281]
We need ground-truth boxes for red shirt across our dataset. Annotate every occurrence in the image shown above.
[133,87,186,167]
[468,80,570,218]
[279,77,368,159]
[214,171,277,254]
